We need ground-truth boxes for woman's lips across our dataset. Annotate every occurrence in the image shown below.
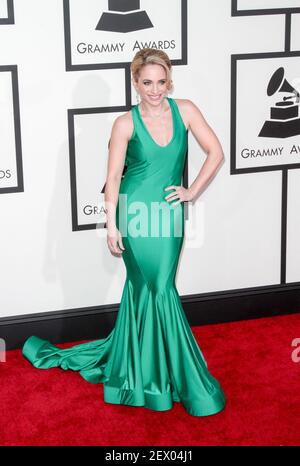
[148,94,162,100]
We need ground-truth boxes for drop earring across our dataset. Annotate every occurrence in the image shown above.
[136,92,140,104]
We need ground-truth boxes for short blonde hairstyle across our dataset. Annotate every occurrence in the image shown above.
[131,48,173,93]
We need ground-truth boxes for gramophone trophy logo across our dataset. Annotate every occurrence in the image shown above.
[64,0,187,70]
[96,0,153,33]
[230,54,300,174]
[259,67,300,139]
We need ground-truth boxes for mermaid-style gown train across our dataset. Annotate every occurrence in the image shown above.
[22,97,226,417]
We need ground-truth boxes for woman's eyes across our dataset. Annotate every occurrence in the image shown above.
[143,81,166,85]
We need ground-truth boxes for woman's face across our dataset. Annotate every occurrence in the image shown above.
[133,64,169,106]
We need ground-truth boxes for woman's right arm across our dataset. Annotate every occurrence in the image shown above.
[104,115,130,255]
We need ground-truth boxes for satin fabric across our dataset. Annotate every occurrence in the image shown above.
[22,97,226,417]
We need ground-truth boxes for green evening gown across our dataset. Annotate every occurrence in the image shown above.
[22,97,226,417]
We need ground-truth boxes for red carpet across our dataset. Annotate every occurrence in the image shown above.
[1,313,300,446]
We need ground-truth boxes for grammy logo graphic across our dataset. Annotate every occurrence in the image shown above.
[259,67,300,138]
[96,0,153,33]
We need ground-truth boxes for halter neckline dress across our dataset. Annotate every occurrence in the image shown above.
[22,97,226,417]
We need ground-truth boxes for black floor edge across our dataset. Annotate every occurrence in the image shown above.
[1,283,300,350]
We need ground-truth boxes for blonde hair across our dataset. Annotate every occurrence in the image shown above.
[131,48,173,93]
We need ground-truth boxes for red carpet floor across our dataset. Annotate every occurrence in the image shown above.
[1,313,300,446]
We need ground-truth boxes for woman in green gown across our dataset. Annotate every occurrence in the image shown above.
[23,48,226,417]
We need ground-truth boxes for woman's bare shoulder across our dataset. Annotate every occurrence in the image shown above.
[112,109,134,141]
[174,98,200,113]
[173,98,197,130]
[174,98,206,128]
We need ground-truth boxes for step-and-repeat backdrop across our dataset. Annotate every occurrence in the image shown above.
[0,0,300,318]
